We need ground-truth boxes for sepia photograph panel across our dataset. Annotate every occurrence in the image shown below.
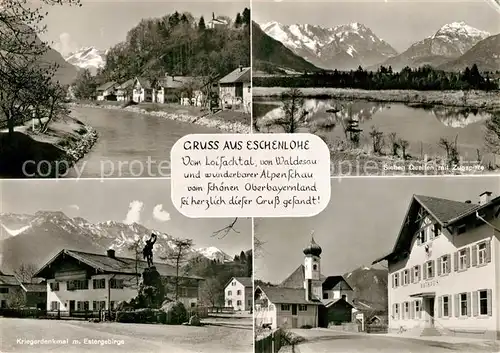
[0,179,252,353]
[252,0,500,176]
[254,176,500,352]
[1,0,250,179]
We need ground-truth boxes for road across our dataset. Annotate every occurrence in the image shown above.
[66,106,221,178]
[0,316,253,353]
[290,329,498,353]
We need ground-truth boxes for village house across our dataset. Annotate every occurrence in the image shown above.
[373,191,500,340]
[0,273,46,309]
[206,13,229,29]
[33,249,203,315]
[96,81,118,101]
[218,66,251,113]
[154,74,204,106]
[254,237,355,329]
[132,77,153,103]
[115,79,135,102]
[224,277,252,311]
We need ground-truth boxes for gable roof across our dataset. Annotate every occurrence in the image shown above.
[219,67,250,84]
[256,285,321,305]
[230,277,252,288]
[373,194,500,265]
[0,274,20,286]
[20,283,46,292]
[96,81,118,91]
[280,264,327,288]
[116,79,135,90]
[157,76,199,89]
[323,297,354,309]
[322,276,353,291]
[134,77,152,89]
[34,249,203,280]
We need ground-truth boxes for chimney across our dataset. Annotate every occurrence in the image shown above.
[479,191,492,205]
[465,200,472,204]
[107,249,115,258]
[212,12,215,20]
[239,65,243,72]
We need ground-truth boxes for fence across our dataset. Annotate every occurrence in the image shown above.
[207,306,235,314]
[188,306,209,318]
[255,330,283,353]
[366,323,388,334]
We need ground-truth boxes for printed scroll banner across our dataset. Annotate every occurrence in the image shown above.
[170,133,331,218]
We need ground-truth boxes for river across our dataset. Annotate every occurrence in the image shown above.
[254,99,493,162]
[66,106,220,178]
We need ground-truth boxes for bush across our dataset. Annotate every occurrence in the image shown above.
[300,325,312,329]
[115,308,158,323]
[161,301,187,325]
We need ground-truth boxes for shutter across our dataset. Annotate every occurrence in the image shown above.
[392,303,396,317]
[410,268,414,283]
[437,257,442,276]
[471,244,478,267]
[487,289,492,316]
[447,255,451,274]
[431,260,435,278]
[392,274,395,288]
[472,291,478,317]
[418,265,421,281]
[466,292,472,317]
[438,296,442,318]
[410,302,414,319]
[485,241,492,263]
[466,247,471,268]
[454,252,458,272]
[454,294,460,317]
[423,263,427,280]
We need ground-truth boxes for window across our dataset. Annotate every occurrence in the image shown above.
[426,261,434,278]
[0,288,9,294]
[420,230,427,244]
[433,224,441,237]
[237,300,242,306]
[457,225,466,234]
[110,301,115,310]
[93,301,106,310]
[323,292,329,299]
[237,290,242,295]
[413,266,420,283]
[459,249,467,270]
[110,278,124,289]
[50,301,60,311]
[232,282,236,286]
[228,290,232,296]
[313,264,317,270]
[67,279,88,290]
[479,290,488,316]
[460,293,468,316]
[228,300,232,306]
[442,296,450,317]
[394,303,399,319]
[77,301,89,311]
[478,243,487,265]
[440,255,450,275]
[281,304,290,311]
[93,279,105,289]
[404,302,409,319]
[415,300,421,319]
[402,270,409,286]
[393,273,399,287]
[50,282,59,291]
[299,305,307,311]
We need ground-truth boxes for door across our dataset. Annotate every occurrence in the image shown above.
[69,300,75,315]
[292,304,297,316]
[235,83,243,98]
[428,298,435,326]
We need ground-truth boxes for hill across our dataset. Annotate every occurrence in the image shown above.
[438,34,500,72]
[344,266,388,312]
[252,21,320,74]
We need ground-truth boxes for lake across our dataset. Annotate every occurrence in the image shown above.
[66,106,220,178]
[253,99,492,161]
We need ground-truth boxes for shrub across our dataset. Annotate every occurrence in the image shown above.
[300,325,312,329]
[115,308,158,323]
[161,301,187,325]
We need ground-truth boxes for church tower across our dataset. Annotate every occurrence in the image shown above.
[303,233,323,301]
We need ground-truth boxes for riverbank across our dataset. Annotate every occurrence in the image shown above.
[0,115,98,178]
[253,87,500,111]
[70,101,251,134]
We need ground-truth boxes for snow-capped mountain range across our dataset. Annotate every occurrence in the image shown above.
[0,211,233,273]
[261,21,493,72]
[260,21,398,70]
[375,21,491,71]
[63,46,107,75]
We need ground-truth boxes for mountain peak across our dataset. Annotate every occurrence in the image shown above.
[434,22,490,39]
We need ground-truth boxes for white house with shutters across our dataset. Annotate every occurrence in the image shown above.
[373,191,500,340]
[224,277,252,311]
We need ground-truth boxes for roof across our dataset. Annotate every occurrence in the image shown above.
[219,67,250,84]
[323,298,354,308]
[228,277,252,288]
[0,274,20,286]
[34,249,203,280]
[372,194,500,265]
[256,285,322,305]
[280,265,326,288]
[21,283,46,292]
[135,77,152,89]
[116,79,135,90]
[96,81,117,91]
[157,76,199,89]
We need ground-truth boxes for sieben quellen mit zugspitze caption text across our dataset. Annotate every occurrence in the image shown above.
[170,133,331,218]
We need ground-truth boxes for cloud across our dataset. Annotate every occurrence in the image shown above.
[69,204,80,211]
[124,200,144,225]
[153,204,171,222]
[52,32,78,57]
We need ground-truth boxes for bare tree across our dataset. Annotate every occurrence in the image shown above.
[6,288,26,308]
[212,218,239,238]
[161,238,193,301]
[369,126,385,154]
[14,263,38,283]
[199,278,223,307]
[388,132,399,156]
[438,136,459,167]
[398,138,409,160]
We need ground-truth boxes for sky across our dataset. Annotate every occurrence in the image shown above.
[37,0,249,56]
[0,179,251,257]
[254,176,500,283]
[252,0,500,52]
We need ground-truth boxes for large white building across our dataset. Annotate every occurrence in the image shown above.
[33,249,203,314]
[373,191,500,340]
[224,277,252,311]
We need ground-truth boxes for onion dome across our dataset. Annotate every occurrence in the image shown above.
[303,236,322,257]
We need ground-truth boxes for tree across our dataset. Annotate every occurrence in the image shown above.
[6,288,26,308]
[388,132,400,156]
[438,136,459,167]
[398,138,409,160]
[161,238,193,301]
[73,69,97,99]
[234,13,242,28]
[369,126,384,154]
[239,251,247,263]
[242,8,250,26]
[198,16,206,31]
[14,263,38,283]
[485,113,500,156]
[199,278,223,307]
